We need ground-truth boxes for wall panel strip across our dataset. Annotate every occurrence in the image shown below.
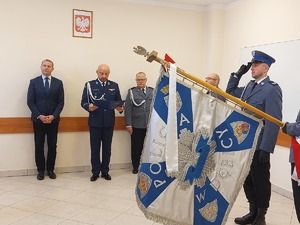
[0,117,126,134]
[0,117,290,148]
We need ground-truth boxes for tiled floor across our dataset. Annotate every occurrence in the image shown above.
[0,169,298,225]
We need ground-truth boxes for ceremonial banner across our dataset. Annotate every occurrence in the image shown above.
[136,66,263,225]
[292,136,300,184]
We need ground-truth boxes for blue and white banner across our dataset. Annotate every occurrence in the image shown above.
[136,65,263,225]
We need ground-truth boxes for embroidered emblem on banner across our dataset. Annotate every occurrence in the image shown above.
[161,84,169,95]
[138,173,152,198]
[164,91,182,112]
[230,121,250,144]
[199,199,218,222]
[176,128,216,190]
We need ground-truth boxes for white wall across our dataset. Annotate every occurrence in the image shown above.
[204,6,226,77]
[0,0,298,195]
[0,0,206,174]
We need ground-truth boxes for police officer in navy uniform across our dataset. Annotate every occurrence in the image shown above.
[81,64,123,182]
[226,51,282,225]
[282,111,300,223]
[124,72,153,174]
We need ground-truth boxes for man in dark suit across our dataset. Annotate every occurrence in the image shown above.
[205,73,226,102]
[27,59,64,180]
[81,64,123,182]
[226,51,282,225]
[124,72,153,174]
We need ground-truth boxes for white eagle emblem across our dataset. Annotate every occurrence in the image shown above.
[75,16,90,33]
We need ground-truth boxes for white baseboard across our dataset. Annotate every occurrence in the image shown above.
[271,184,293,200]
[0,163,132,177]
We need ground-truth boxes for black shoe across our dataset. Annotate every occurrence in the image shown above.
[234,213,256,224]
[90,174,99,182]
[132,169,138,174]
[48,171,57,179]
[252,208,267,225]
[101,173,111,180]
[234,203,257,225]
[37,172,44,180]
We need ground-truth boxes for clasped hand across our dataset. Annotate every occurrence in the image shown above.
[39,115,54,124]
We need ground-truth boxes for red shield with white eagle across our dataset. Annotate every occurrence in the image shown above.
[75,15,91,33]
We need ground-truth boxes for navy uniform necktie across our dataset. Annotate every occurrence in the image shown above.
[45,77,50,94]
[251,82,257,92]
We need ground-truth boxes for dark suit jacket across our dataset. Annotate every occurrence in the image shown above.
[226,75,282,153]
[81,79,122,128]
[208,87,226,102]
[27,75,64,123]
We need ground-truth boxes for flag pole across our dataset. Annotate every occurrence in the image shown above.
[133,46,284,127]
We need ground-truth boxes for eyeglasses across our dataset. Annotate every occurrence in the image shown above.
[205,77,217,81]
[136,79,146,82]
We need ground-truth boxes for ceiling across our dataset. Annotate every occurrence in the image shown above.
[137,0,239,8]
[155,0,237,6]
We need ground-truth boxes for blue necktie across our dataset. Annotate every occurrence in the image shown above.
[45,77,50,94]
[251,82,257,93]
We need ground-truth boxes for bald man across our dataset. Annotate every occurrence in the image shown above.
[204,73,226,102]
[81,64,123,182]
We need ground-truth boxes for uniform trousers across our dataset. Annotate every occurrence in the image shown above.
[291,163,300,222]
[33,122,59,172]
[243,150,271,208]
[131,127,147,171]
[89,126,114,175]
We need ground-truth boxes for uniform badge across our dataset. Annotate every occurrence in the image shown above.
[269,81,278,86]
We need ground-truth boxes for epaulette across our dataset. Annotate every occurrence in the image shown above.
[130,87,136,90]
[148,87,154,89]
[268,81,278,86]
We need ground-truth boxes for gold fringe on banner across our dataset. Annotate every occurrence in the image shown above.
[133,46,284,128]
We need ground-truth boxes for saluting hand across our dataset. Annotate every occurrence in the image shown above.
[232,62,252,78]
